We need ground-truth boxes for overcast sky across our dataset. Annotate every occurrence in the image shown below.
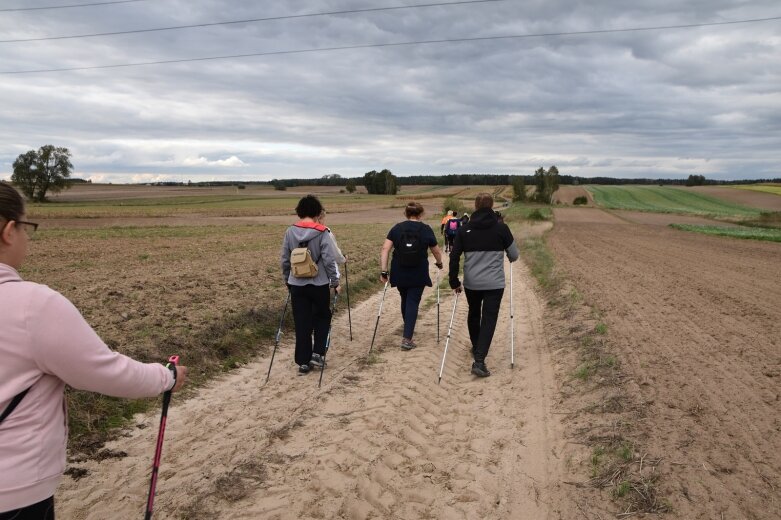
[0,0,779,183]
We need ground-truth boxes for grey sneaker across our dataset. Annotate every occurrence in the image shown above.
[471,361,491,377]
[310,353,326,368]
[298,364,311,374]
[401,338,417,350]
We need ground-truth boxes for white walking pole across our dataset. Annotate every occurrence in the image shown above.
[438,292,460,384]
[436,269,440,344]
[509,262,515,369]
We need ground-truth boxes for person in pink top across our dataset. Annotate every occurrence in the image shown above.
[0,182,188,519]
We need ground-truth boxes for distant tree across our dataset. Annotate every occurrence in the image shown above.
[511,176,527,202]
[270,179,287,191]
[345,179,357,193]
[12,145,73,202]
[531,165,560,204]
[363,169,398,195]
[685,174,706,187]
[442,196,466,215]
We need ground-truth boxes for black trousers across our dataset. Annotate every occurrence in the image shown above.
[398,286,425,340]
[289,284,332,366]
[464,288,504,363]
[0,497,55,520]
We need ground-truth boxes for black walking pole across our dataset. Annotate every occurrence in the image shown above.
[318,291,339,388]
[345,261,352,341]
[145,355,179,520]
[368,282,389,355]
[265,291,290,384]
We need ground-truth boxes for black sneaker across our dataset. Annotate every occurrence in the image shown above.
[471,361,491,377]
[298,364,311,374]
[310,353,326,368]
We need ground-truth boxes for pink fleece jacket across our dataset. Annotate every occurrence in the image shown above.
[0,263,173,512]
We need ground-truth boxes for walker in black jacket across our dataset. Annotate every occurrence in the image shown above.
[449,195,519,377]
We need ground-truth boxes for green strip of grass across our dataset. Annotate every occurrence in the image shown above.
[587,185,760,217]
[732,184,781,196]
[669,224,781,242]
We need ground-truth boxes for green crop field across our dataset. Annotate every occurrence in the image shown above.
[732,184,781,196]
[669,224,781,242]
[586,186,760,217]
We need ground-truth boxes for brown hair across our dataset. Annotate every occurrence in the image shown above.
[0,182,25,223]
[404,201,424,218]
[474,192,494,210]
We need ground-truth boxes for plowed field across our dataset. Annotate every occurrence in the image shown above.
[549,207,781,519]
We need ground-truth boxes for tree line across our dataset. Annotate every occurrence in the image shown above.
[8,144,780,202]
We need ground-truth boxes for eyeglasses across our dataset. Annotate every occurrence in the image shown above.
[16,220,39,237]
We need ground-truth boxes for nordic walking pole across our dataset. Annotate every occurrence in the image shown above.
[145,355,179,520]
[345,260,352,341]
[438,291,460,385]
[368,281,389,355]
[509,262,515,369]
[318,291,339,388]
[265,291,290,384]
[436,269,440,344]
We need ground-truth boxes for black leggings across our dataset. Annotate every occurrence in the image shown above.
[464,288,504,363]
[289,284,332,366]
[0,497,55,520]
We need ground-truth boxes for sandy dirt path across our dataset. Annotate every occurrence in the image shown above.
[550,207,781,519]
[58,259,577,519]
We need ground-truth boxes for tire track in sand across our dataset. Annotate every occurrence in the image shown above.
[57,261,572,519]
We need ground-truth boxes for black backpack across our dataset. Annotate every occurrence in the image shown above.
[396,227,425,267]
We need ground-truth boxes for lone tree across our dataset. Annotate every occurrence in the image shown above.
[363,169,398,195]
[531,165,560,204]
[685,174,706,187]
[12,145,73,202]
[511,175,527,202]
[345,179,357,193]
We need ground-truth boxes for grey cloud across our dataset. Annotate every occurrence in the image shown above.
[1,0,779,181]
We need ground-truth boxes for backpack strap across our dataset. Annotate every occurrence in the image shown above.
[292,222,328,264]
[0,387,31,426]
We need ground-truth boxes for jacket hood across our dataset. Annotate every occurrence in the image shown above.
[468,208,498,230]
[0,262,21,284]
[287,225,328,247]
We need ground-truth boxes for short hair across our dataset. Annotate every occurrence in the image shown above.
[475,193,494,210]
[404,202,424,218]
[452,211,458,217]
[0,182,25,223]
[295,194,324,219]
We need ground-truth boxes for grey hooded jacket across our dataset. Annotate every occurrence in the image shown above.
[281,223,341,287]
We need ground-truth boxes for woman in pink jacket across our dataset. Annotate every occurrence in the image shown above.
[0,182,187,519]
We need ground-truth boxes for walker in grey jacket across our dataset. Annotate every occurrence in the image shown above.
[281,221,341,288]
[449,208,519,290]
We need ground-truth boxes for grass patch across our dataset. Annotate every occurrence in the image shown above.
[669,223,781,242]
[732,183,781,196]
[595,322,608,335]
[520,237,556,290]
[502,203,553,223]
[587,185,760,217]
